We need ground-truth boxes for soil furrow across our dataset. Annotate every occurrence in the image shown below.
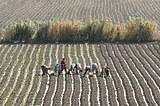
[40,44,50,105]
[111,44,137,105]
[147,44,160,68]
[21,44,41,106]
[98,44,117,106]
[26,45,48,105]
[131,44,160,105]
[82,44,93,106]
[63,74,72,106]
[5,45,28,106]
[77,44,89,106]
[153,44,160,55]
[103,44,127,106]
[124,44,156,106]
[0,45,7,60]
[16,45,39,105]
[50,44,60,106]
[42,44,56,106]
[0,45,14,71]
[122,44,152,105]
[93,44,109,106]
[89,44,101,106]
[30,1,50,21]
[81,44,91,106]
[52,44,63,106]
[1,0,160,32]
[0,43,160,106]
[117,44,147,106]
[0,45,22,105]
[32,44,45,105]
[0,45,11,71]
[139,44,160,79]
[62,44,72,106]
[0,45,19,96]
[1,1,34,27]
[86,44,100,106]
[10,45,32,105]
[72,44,82,106]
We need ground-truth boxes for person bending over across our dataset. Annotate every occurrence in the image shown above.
[70,63,75,72]
[55,64,60,75]
[41,65,51,76]
[92,63,98,74]
[61,58,67,73]
[83,66,91,76]
[101,65,110,76]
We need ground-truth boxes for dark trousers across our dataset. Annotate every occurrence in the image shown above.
[42,69,46,76]
[84,70,89,76]
[61,66,67,72]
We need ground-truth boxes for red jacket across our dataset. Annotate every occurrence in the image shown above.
[102,66,109,70]
[61,60,66,67]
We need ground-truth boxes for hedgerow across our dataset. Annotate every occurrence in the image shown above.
[0,17,159,42]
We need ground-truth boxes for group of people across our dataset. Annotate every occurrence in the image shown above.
[41,58,110,77]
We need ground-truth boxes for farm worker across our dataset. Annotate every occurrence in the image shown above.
[74,63,83,74]
[41,65,51,76]
[61,58,67,73]
[55,64,60,75]
[70,63,75,72]
[92,63,98,73]
[83,66,91,76]
[68,63,75,74]
[101,66,110,76]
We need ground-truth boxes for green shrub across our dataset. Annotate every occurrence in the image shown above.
[124,17,158,41]
[0,17,159,42]
[34,21,50,42]
[15,20,35,42]
[101,19,115,41]
[1,23,16,41]
[0,20,35,42]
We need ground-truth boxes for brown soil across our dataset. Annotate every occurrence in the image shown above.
[0,43,160,106]
[76,44,89,106]
[0,0,160,36]
[0,45,20,92]
[6,45,34,105]
[51,44,64,106]
[70,44,81,106]
[15,44,39,105]
[92,44,109,106]
[5,45,28,106]
[0,45,21,105]
[41,44,56,106]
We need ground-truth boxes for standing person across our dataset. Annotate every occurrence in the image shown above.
[74,63,83,74]
[61,58,67,73]
[55,64,60,76]
[83,66,91,76]
[101,65,110,76]
[41,65,51,76]
[92,63,98,74]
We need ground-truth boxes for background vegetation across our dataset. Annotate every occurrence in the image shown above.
[0,17,159,42]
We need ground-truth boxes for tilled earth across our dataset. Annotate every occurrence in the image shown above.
[0,0,160,106]
[0,43,160,106]
[0,0,160,35]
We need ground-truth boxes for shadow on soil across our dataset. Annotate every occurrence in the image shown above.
[0,40,159,45]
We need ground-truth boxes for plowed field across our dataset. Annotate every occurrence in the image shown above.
[0,43,160,106]
[0,0,160,34]
[0,0,160,105]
